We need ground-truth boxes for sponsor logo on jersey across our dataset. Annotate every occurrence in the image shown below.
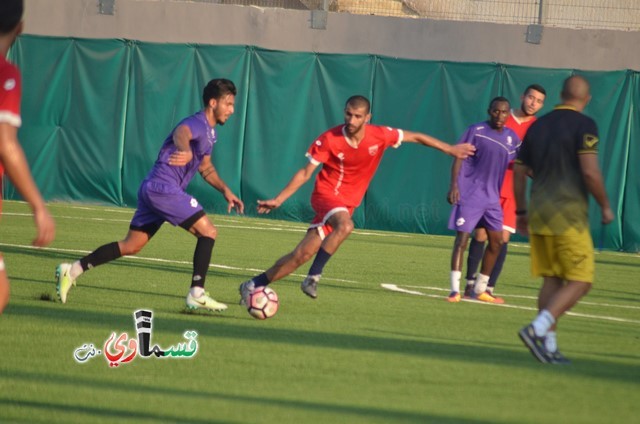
[456,217,466,227]
[3,78,16,91]
[583,134,598,149]
[190,198,198,208]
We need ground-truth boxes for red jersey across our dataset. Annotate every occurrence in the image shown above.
[306,124,403,208]
[0,56,22,177]
[501,111,537,198]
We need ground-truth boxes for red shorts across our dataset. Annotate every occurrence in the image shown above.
[501,195,516,233]
[309,195,354,240]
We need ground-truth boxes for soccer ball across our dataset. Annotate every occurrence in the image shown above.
[247,286,279,320]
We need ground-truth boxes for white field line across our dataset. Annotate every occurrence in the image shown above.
[0,242,359,284]
[381,284,640,325]
[397,284,640,310]
[2,211,410,238]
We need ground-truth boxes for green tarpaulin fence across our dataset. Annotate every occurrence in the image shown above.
[7,36,639,251]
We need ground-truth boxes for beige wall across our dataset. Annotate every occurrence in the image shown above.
[22,0,640,71]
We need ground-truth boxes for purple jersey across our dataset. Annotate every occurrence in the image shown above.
[145,111,217,189]
[455,122,521,206]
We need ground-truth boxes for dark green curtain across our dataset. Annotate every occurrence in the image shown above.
[6,35,639,251]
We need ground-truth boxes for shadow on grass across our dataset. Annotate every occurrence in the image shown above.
[8,303,640,385]
[0,397,228,424]
[0,373,493,424]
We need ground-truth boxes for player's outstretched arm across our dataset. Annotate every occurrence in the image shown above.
[402,130,475,159]
[199,155,244,214]
[257,161,318,214]
[0,123,55,246]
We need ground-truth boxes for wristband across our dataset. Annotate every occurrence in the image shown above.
[515,209,527,216]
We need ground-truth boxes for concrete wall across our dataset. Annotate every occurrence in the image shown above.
[22,0,640,71]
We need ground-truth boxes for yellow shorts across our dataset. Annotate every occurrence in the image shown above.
[529,232,595,283]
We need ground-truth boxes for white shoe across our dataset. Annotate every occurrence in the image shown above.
[238,280,255,306]
[301,275,320,299]
[56,263,76,304]
[185,291,227,311]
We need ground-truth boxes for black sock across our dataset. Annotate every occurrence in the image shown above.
[488,242,508,288]
[308,247,332,276]
[253,272,270,288]
[80,242,121,271]
[191,237,215,288]
[466,238,485,281]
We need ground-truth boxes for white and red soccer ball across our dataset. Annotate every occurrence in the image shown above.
[247,286,279,320]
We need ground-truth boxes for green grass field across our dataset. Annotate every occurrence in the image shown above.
[0,200,638,423]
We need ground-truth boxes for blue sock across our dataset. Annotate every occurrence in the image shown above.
[308,247,332,276]
[488,242,508,288]
[253,272,270,288]
[466,238,485,281]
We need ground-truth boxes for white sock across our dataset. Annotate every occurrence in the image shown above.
[190,286,205,298]
[473,273,490,294]
[70,261,84,279]
[545,331,557,352]
[532,310,555,337]
[450,270,461,293]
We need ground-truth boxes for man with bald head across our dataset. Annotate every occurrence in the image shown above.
[514,75,613,364]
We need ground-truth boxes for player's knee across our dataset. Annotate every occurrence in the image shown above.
[335,220,354,237]
[491,239,504,250]
[202,225,217,240]
[293,248,315,265]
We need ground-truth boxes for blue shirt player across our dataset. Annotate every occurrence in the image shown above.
[55,78,244,312]
[446,97,521,303]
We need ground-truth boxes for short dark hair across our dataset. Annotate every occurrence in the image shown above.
[345,95,371,113]
[524,84,546,96]
[0,0,23,34]
[489,96,510,108]
[202,79,237,107]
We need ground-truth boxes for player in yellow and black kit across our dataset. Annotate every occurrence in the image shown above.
[513,75,614,364]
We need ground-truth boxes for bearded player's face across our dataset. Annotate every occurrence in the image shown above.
[212,94,235,126]
[343,105,370,136]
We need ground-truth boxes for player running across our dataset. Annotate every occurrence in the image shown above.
[55,79,243,312]
[239,95,475,304]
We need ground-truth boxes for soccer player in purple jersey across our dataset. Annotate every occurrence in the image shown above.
[55,79,243,312]
[446,97,521,303]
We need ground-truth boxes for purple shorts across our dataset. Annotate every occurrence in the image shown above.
[130,180,205,233]
[448,202,503,234]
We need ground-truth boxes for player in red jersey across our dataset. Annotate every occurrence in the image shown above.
[239,95,475,303]
[464,84,546,302]
[0,0,56,313]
